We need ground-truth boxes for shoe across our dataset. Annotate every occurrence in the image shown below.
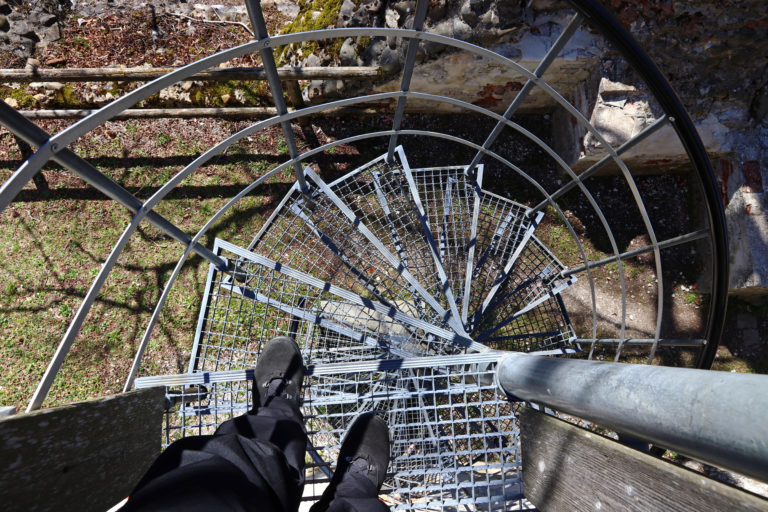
[310,413,390,511]
[252,336,304,409]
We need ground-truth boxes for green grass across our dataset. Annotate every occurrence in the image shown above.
[0,125,292,410]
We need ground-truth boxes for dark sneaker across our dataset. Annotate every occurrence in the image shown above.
[310,413,390,511]
[252,336,304,409]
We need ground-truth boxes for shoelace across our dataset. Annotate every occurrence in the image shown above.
[346,456,375,479]
[264,377,292,401]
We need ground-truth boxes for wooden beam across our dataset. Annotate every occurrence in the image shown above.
[15,106,383,120]
[519,406,768,511]
[0,388,165,512]
[0,66,382,83]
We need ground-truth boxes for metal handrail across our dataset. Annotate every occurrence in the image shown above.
[497,352,768,482]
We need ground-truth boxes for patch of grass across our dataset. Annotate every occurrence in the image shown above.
[156,133,173,145]
[275,135,289,156]
[0,154,277,410]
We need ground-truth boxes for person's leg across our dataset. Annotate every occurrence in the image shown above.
[124,337,306,512]
[310,413,391,512]
[122,432,290,512]
[324,458,390,512]
[215,396,307,490]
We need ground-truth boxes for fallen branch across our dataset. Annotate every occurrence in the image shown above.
[17,106,385,119]
[161,12,254,37]
[0,66,382,83]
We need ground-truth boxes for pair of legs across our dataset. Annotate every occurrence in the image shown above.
[124,338,390,512]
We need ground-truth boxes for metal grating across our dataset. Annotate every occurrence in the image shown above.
[247,176,453,334]
[137,354,526,511]
[410,165,483,322]
[466,190,541,330]
[475,235,577,352]
[326,150,450,314]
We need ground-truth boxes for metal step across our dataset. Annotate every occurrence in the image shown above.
[466,189,543,331]
[409,164,484,328]
[189,239,482,373]
[474,234,577,353]
[246,168,465,337]
[325,148,462,330]
[304,165,468,337]
[136,353,525,511]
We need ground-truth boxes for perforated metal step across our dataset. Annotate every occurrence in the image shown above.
[183,148,577,511]
[137,353,525,511]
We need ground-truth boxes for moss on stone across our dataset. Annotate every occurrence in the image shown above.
[276,0,345,64]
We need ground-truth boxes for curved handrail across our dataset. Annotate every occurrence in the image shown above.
[0,0,727,409]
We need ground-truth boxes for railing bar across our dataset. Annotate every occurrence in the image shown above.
[497,353,768,482]
[3,24,572,201]
[244,0,307,192]
[562,229,709,278]
[386,0,429,162]
[461,165,483,325]
[0,100,227,269]
[529,115,670,216]
[576,338,706,346]
[466,13,584,173]
[28,218,143,411]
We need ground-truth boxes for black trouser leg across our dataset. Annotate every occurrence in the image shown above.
[324,471,390,512]
[124,398,306,512]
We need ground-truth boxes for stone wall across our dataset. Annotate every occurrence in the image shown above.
[583,1,768,294]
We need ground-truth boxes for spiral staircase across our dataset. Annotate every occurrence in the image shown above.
[133,146,582,509]
[0,0,732,510]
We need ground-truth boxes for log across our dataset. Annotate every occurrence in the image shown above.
[17,106,383,119]
[519,406,768,512]
[0,387,166,512]
[0,66,382,83]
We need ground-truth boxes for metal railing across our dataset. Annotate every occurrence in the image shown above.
[0,0,729,457]
[497,352,768,482]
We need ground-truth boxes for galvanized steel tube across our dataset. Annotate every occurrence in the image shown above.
[497,353,768,482]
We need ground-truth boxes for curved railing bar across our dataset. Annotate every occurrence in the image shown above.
[568,0,727,367]
[24,91,401,398]
[125,129,596,387]
[39,94,412,401]
[27,217,144,411]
